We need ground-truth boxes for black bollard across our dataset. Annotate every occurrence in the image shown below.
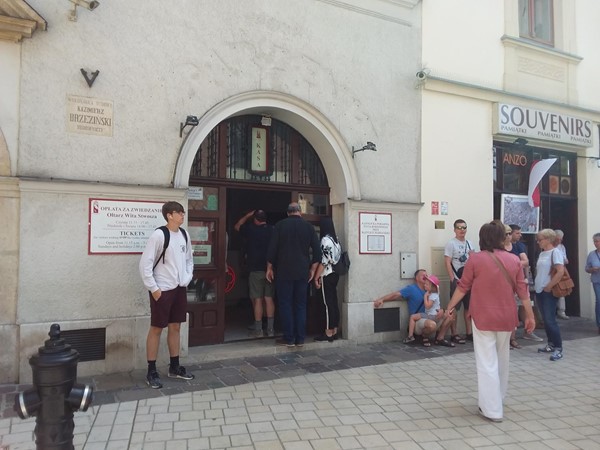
[14,324,94,450]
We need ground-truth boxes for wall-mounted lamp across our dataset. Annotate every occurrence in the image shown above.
[352,141,377,158]
[180,115,199,138]
[261,115,272,127]
[68,0,100,21]
[513,137,528,146]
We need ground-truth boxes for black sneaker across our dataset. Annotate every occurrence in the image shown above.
[275,339,295,348]
[146,371,163,389]
[168,365,195,380]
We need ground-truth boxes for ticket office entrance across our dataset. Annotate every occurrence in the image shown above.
[185,183,330,346]
[183,114,332,346]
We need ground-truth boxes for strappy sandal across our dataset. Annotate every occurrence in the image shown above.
[451,335,466,344]
[434,338,455,347]
[422,337,431,347]
[403,335,415,344]
[510,339,522,349]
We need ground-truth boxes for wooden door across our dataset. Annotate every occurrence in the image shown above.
[186,185,227,345]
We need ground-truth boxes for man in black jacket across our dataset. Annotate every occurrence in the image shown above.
[266,202,322,347]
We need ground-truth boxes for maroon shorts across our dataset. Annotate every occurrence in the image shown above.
[149,286,187,328]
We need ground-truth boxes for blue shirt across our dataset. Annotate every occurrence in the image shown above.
[400,284,426,315]
[509,241,527,257]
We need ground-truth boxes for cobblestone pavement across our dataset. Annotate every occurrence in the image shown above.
[1,318,599,449]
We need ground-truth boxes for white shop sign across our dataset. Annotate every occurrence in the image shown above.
[494,103,592,147]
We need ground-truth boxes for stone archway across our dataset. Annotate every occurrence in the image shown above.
[173,90,361,204]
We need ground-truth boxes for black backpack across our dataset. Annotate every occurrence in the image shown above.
[152,225,188,270]
[333,251,351,276]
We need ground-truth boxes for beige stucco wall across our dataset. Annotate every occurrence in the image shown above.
[0,39,20,176]
[0,178,19,381]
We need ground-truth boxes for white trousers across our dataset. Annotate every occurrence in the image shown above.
[472,320,511,420]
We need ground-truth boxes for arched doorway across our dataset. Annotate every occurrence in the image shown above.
[173,91,361,345]
[185,115,331,345]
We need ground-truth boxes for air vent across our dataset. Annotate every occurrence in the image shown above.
[374,308,400,333]
[61,328,106,362]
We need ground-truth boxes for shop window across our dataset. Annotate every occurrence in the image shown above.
[494,144,576,199]
[519,0,554,46]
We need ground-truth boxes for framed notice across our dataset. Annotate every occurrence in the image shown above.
[359,212,392,254]
[88,199,165,254]
[500,194,539,234]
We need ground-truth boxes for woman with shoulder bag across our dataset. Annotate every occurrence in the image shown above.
[445,220,534,422]
[534,228,565,361]
[313,217,341,342]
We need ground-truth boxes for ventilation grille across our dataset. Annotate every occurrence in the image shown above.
[374,308,400,333]
[61,328,106,362]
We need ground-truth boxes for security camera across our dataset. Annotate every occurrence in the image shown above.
[416,71,427,80]
[69,0,100,11]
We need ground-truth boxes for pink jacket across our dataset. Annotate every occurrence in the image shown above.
[458,249,529,331]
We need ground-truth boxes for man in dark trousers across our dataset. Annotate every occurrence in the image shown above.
[266,202,322,347]
[235,209,275,337]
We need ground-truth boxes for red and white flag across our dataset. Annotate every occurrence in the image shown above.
[528,158,557,207]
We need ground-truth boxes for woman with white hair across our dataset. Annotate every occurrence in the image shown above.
[535,228,565,361]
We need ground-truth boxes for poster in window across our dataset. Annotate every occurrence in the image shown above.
[560,177,571,195]
[500,194,539,234]
[188,220,215,266]
[549,175,559,194]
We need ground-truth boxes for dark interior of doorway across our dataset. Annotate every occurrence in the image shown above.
[224,188,291,342]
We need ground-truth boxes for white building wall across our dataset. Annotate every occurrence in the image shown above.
[419,93,493,275]
[18,0,421,203]
[420,0,600,325]
[421,0,505,88]
[1,0,423,382]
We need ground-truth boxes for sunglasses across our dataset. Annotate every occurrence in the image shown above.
[455,226,467,230]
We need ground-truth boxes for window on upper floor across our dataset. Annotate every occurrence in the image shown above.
[519,0,554,46]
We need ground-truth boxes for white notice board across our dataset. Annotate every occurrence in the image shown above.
[88,199,166,254]
[359,212,392,254]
